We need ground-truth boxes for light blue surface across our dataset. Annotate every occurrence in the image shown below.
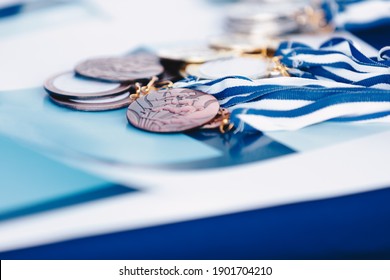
[266,122,390,152]
[0,2,94,39]
[0,134,111,214]
[0,88,222,166]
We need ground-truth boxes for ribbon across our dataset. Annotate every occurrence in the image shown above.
[174,37,390,132]
[276,38,390,90]
[175,75,390,132]
[321,0,390,30]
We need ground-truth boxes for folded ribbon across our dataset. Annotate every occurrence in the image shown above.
[276,38,390,90]
[321,0,390,31]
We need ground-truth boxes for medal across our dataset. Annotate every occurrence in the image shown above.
[223,1,307,37]
[183,57,271,80]
[157,44,236,77]
[75,54,164,83]
[44,71,134,111]
[44,71,131,99]
[127,87,220,133]
[45,53,167,112]
[209,34,280,55]
[157,45,234,64]
[48,93,133,112]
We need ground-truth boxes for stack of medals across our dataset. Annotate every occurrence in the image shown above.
[223,0,328,36]
[44,53,164,111]
[42,0,342,134]
[159,0,329,82]
[44,33,292,133]
[224,0,307,37]
[208,0,329,61]
[44,50,231,133]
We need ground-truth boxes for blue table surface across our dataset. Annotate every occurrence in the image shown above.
[1,186,390,260]
[0,26,389,260]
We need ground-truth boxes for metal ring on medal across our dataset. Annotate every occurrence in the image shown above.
[127,88,220,133]
[44,71,132,99]
[75,55,164,82]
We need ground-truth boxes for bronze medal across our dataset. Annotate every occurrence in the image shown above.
[127,88,220,133]
[75,54,164,82]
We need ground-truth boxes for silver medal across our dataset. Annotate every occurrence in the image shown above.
[184,57,269,80]
[44,71,131,100]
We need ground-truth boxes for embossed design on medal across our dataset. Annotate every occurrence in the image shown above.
[75,54,164,82]
[127,88,220,133]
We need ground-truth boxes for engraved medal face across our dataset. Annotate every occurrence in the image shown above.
[127,88,220,133]
[75,54,164,82]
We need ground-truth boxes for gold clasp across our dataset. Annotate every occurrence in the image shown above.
[141,76,159,94]
[272,56,290,77]
[129,82,143,100]
[155,80,174,89]
[219,109,234,134]
[129,76,174,101]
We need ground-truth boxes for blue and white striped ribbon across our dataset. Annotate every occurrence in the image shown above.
[276,38,390,90]
[321,0,390,30]
[175,76,390,132]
